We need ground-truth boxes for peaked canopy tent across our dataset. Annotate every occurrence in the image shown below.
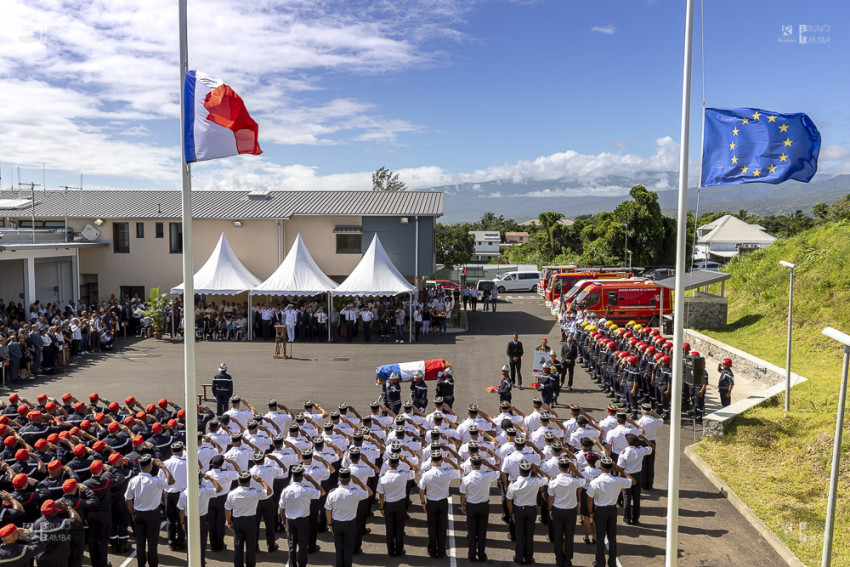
[251,233,338,340]
[332,235,415,341]
[171,232,261,337]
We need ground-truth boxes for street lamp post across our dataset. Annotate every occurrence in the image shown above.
[819,326,850,567]
[626,250,633,272]
[779,260,796,412]
[623,223,629,268]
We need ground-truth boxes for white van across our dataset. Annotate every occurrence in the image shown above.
[493,271,542,293]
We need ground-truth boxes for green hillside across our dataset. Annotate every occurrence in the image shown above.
[692,220,850,566]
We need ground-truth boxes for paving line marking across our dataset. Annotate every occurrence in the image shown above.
[605,536,625,567]
[447,496,457,567]
[119,519,168,567]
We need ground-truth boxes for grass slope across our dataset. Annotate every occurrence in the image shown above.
[692,220,850,566]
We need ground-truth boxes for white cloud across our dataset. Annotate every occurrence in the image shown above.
[591,24,616,35]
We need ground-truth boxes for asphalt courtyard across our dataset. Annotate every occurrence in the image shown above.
[9,293,785,567]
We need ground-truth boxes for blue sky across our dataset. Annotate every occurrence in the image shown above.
[0,0,847,195]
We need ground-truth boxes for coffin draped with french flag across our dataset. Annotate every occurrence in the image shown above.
[376,359,449,383]
[184,70,262,163]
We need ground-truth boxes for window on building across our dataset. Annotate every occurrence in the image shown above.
[155,222,164,238]
[113,222,130,253]
[169,222,183,253]
[336,234,362,254]
[136,222,145,238]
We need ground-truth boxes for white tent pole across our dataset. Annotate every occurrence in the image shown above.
[177,1,201,564]
[248,294,252,341]
[328,293,332,342]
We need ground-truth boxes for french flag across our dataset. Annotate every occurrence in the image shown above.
[376,359,449,383]
[184,70,262,163]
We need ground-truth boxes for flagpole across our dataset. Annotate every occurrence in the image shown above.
[666,0,695,565]
[178,1,202,565]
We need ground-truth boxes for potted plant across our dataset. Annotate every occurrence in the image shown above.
[144,287,168,339]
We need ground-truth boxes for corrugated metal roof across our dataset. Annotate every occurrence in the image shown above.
[656,270,731,291]
[0,190,444,220]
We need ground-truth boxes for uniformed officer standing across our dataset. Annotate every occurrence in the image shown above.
[718,358,735,407]
[212,363,234,416]
[325,468,371,567]
[83,460,113,567]
[124,454,175,567]
[385,373,402,416]
[161,441,188,551]
[459,453,500,562]
[506,460,550,565]
[434,368,455,409]
[548,457,586,567]
[410,372,428,411]
[0,524,41,566]
[586,458,634,567]
[376,453,417,557]
[207,454,239,552]
[617,433,654,525]
[279,465,324,567]
[418,450,461,558]
[31,499,81,567]
[635,404,663,489]
[249,451,284,552]
[224,471,273,567]
[495,365,513,403]
[177,472,223,567]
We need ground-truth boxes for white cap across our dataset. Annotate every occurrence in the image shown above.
[219,363,227,371]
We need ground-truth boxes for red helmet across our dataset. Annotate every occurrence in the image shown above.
[665,340,674,349]
[722,358,733,367]
[628,337,638,345]
[628,355,639,365]
[690,351,700,357]
[654,352,664,360]
[624,331,634,339]
[682,342,691,351]
[646,346,657,356]
[636,342,647,351]
[661,355,672,364]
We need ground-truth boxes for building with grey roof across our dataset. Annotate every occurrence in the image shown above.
[0,189,443,307]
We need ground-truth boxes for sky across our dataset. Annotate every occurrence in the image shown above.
[0,0,848,196]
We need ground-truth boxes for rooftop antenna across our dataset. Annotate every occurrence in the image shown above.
[59,182,81,243]
[17,167,22,198]
[18,180,41,243]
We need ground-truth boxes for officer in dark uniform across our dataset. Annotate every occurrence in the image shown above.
[83,460,112,567]
[32,498,82,567]
[410,372,428,411]
[212,362,234,416]
[539,366,556,406]
[58,478,98,567]
[0,524,41,565]
[560,336,578,390]
[385,374,402,416]
[496,365,513,403]
[106,452,133,553]
[507,334,525,388]
[718,358,735,407]
[434,368,455,409]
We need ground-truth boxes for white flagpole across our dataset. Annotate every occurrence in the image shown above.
[178,1,202,565]
[666,0,695,565]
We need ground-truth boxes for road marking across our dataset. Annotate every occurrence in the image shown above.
[605,536,625,567]
[119,520,168,567]
[447,496,457,567]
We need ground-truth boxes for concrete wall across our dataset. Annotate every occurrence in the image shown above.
[362,215,436,278]
[0,259,24,304]
[684,294,728,329]
[283,216,364,278]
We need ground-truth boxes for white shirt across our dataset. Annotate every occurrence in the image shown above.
[223,444,253,473]
[523,411,544,432]
[224,408,254,429]
[160,455,187,493]
[245,431,272,453]
[249,463,283,500]
[124,472,169,511]
[207,469,238,494]
[587,473,632,506]
[418,467,461,501]
[507,474,546,507]
[377,469,415,503]
[548,473,586,509]
[636,415,662,441]
[302,461,330,483]
[177,481,219,516]
[617,445,653,474]
[279,481,321,519]
[569,427,600,449]
[605,425,639,455]
[347,462,375,485]
[459,469,499,504]
[225,485,266,517]
[325,485,368,521]
[598,415,619,433]
[264,411,292,434]
[501,449,541,482]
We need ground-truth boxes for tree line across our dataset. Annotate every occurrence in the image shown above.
[436,185,850,269]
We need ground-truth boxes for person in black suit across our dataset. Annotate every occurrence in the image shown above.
[560,336,578,390]
[507,334,524,389]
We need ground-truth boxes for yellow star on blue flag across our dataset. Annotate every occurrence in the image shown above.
[701,107,820,186]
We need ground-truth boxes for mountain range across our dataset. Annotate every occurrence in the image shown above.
[433,173,850,223]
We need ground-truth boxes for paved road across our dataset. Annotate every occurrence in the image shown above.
[8,293,784,566]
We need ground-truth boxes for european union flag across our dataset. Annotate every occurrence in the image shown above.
[701,107,820,187]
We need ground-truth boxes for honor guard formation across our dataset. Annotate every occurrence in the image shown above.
[0,313,736,567]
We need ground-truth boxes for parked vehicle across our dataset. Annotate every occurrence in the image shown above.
[546,271,633,303]
[425,279,461,291]
[540,265,576,296]
[573,280,672,325]
[560,278,638,308]
[493,270,542,293]
[475,279,497,294]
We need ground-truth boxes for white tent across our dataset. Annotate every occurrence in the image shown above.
[251,234,338,296]
[171,232,261,295]
[333,235,414,297]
